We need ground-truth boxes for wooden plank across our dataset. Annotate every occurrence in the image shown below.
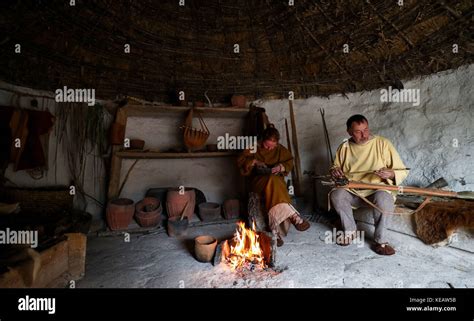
[0,248,41,288]
[115,151,238,159]
[65,233,87,280]
[123,104,249,118]
[34,240,69,288]
[107,107,127,200]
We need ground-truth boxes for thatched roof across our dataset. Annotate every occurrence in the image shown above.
[0,0,472,103]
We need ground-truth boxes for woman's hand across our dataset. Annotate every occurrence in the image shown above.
[271,164,285,174]
[252,159,266,167]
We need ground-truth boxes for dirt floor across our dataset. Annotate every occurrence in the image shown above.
[78,219,473,288]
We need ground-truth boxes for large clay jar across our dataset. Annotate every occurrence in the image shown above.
[194,235,217,262]
[231,95,247,108]
[135,197,162,227]
[106,198,135,230]
[166,188,196,220]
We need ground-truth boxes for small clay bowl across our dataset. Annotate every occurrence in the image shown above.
[130,139,145,150]
[198,202,222,221]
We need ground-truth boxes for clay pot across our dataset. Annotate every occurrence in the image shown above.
[198,202,222,221]
[223,199,240,219]
[166,188,196,220]
[167,216,189,237]
[106,198,135,231]
[147,186,206,218]
[109,123,125,145]
[135,197,162,227]
[146,188,169,217]
[130,139,145,150]
[194,235,217,262]
[231,95,247,108]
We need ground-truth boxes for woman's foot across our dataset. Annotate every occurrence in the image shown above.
[290,214,310,231]
[277,237,284,247]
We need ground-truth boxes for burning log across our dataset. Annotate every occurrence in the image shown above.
[214,221,277,270]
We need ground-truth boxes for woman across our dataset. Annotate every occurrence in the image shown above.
[237,124,310,246]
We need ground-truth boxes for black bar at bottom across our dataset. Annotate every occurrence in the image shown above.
[0,288,472,321]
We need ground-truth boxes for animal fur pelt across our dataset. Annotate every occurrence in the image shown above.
[415,200,474,246]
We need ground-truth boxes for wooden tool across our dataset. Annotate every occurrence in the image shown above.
[337,181,474,200]
[285,118,300,196]
[346,168,410,175]
[319,108,333,164]
[313,168,410,179]
[288,100,302,195]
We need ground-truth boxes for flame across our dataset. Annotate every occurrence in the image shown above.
[226,221,267,270]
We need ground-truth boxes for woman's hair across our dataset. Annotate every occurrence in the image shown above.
[261,124,280,141]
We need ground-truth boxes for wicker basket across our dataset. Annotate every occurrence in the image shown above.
[180,107,209,151]
[0,186,73,214]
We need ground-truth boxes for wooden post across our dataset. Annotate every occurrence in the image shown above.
[107,107,127,200]
[285,118,300,196]
[289,100,302,196]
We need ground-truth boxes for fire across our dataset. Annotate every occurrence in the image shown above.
[226,221,267,271]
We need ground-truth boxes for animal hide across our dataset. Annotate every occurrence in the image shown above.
[415,200,474,246]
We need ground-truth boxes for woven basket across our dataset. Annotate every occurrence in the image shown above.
[180,107,209,151]
[0,186,73,214]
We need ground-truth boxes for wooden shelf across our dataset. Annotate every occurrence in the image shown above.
[123,104,249,118]
[107,103,248,200]
[116,151,238,159]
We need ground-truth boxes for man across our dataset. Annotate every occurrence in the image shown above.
[330,114,409,255]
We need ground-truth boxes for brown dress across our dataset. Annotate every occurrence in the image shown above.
[237,142,297,235]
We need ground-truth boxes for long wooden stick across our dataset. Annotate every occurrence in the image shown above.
[343,181,458,198]
[347,168,410,175]
[285,118,299,196]
[289,100,302,196]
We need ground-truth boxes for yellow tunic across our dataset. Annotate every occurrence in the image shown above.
[332,135,409,198]
[237,143,294,212]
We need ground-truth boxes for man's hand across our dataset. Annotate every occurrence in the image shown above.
[374,167,395,180]
[330,167,345,179]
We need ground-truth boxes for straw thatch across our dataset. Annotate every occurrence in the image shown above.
[0,0,472,102]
